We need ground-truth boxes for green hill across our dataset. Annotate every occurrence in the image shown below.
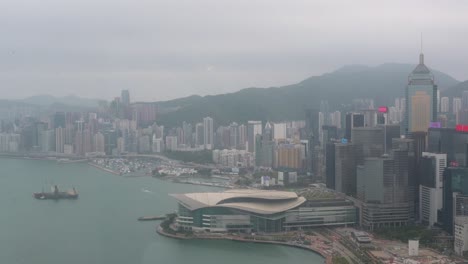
[156,63,459,127]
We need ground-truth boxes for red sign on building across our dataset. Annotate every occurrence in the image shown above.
[456,124,468,132]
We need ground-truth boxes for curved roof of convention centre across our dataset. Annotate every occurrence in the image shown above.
[170,189,306,215]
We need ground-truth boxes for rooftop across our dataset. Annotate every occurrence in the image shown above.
[171,189,306,215]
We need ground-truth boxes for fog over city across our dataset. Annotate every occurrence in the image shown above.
[1,0,468,101]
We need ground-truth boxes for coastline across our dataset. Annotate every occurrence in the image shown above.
[87,162,122,176]
[156,226,327,260]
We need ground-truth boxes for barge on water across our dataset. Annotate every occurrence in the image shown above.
[137,215,166,221]
[33,185,78,200]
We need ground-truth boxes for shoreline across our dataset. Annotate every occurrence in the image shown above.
[156,226,327,260]
[87,162,121,176]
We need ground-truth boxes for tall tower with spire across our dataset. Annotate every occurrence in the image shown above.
[404,48,438,134]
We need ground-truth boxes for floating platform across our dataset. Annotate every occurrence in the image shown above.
[138,215,166,221]
[34,185,78,200]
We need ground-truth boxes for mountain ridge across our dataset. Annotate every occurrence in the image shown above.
[156,63,460,127]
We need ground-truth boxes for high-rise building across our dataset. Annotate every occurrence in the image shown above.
[334,142,363,196]
[441,167,468,234]
[121,90,130,106]
[238,124,247,150]
[453,97,462,115]
[273,123,287,140]
[229,122,238,148]
[195,123,204,147]
[352,127,384,158]
[55,127,65,153]
[94,132,105,153]
[53,112,66,129]
[440,97,449,113]
[428,127,468,166]
[345,113,364,141]
[357,151,411,230]
[247,121,262,153]
[404,52,437,134]
[419,152,447,226]
[203,117,213,150]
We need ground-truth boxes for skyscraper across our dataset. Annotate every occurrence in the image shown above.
[453,97,462,115]
[345,112,364,141]
[404,52,437,134]
[203,117,213,150]
[195,123,204,147]
[419,152,447,226]
[441,97,449,113]
[121,90,130,106]
[247,121,262,153]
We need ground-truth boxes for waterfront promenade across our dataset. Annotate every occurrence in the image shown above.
[156,226,331,261]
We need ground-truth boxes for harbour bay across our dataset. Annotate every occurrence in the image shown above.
[0,158,323,264]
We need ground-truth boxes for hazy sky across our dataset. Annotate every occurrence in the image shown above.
[1,0,468,101]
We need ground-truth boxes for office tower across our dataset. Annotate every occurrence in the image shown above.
[104,130,117,155]
[441,167,468,234]
[440,97,449,113]
[392,138,417,219]
[74,131,84,155]
[345,113,364,140]
[229,123,238,149]
[320,100,330,125]
[247,121,262,153]
[352,127,384,158]
[325,141,337,189]
[238,124,247,150]
[53,112,66,129]
[357,152,411,230]
[182,122,192,147]
[55,127,65,153]
[264,122,273,141]
[453,97,462,115]
[203,117,214,150]
[275,143,303,170]
[363,109,378,127]
[121,90,130,106]
[428,127,468,166]
[94,132,105,153]
[39,129,55,152]
[83,129,92,154]
[331,111,342,129]
[273,123,287,140]
[195,123,204,147]
[322,125,338,145]
[419,152,447,226]
[405,52,437,134]
[256,135,274,168]
[334,142,363,196]
[305,109,319,146]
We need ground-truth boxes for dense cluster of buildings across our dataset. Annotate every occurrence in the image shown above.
[166,52,468,257]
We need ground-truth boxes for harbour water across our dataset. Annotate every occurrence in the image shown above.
[0,158,324,264]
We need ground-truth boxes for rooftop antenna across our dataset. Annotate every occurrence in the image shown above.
[420,32,423,54]
[419,33,424,65]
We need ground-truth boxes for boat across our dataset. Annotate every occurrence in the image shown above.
[33,185,79,200]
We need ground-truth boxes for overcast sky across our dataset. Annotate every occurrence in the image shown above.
[1,0,467,101]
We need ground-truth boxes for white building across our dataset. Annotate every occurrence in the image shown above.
[273,123,287,140]
[203,117,213,150]
[440,97,449,113]
[419,152,447,226]
[453,97,462,115]
[454,216,468,256]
